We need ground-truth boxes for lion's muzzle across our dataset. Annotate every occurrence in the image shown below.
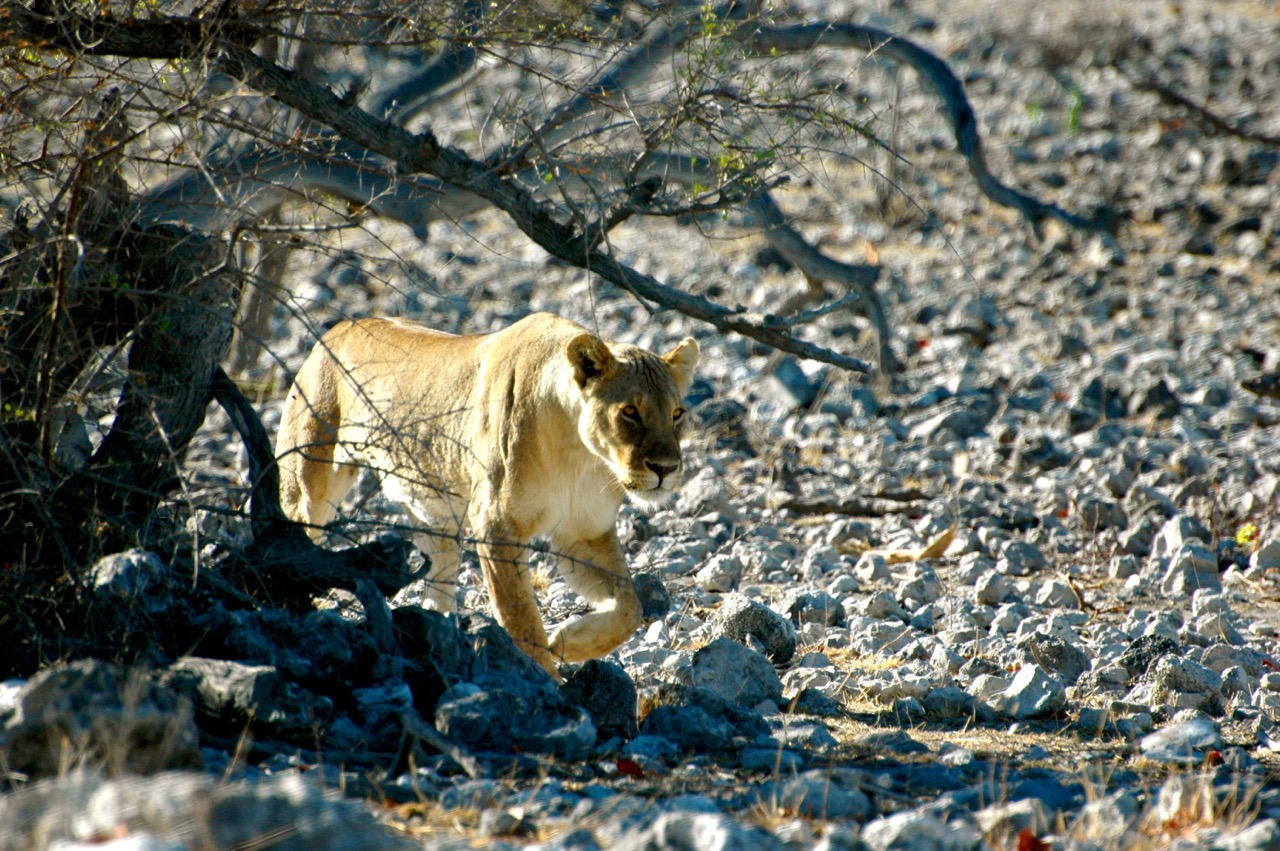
[645,460,679,485]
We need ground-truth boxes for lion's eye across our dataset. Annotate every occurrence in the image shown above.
[673,407,685,422]
[621,405,640,422]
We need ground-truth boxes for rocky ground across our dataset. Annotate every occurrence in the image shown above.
[4,0,1280,848]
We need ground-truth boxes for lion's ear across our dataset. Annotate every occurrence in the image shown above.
[566,333,617,389]
[663,337,699,395]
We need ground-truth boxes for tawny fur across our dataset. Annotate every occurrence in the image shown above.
[274,312,698,676]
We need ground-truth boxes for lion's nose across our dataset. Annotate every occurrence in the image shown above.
[645,460,679,483]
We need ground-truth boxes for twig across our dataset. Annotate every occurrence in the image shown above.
[209,365,287,533]
[1114,62,1280,147]
[396,710,482,779]
[573,176,663,254]
[371,0,491,125]
[767,494,925,518]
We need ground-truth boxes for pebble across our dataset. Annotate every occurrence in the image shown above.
[858,590,910,621]
[785,589,846,627]
[1252,541,1280,572]
[974,571,1009,605]
[975,798,1048,837]
[997,541,1048,576]
[9,5,1280,850]
[688,637,784,708]
[1149,656,1225,715]
[1151,515,1212,562]
[1014,635,1090,682]
[924,686,984,721]
[1140,717,1223,765]
[759,770,873,820]
[988,665,1067,719]
[860,809,983,851]
[740,747,805,773]
[709,593,798,665]
[1160,543,1223,597]
[695,554,744,593]
[89,550,179,614]
[1034,578,1080,609]
[611,811,786,851]
[967,674,1011,702]
[854,553,892,583]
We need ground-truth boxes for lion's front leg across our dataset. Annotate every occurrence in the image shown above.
[549,530,643,665]
[474,522,559,676]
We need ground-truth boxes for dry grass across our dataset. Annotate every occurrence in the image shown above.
[818,709,1271,851]
[382,773,551,843]
[1060,766,1268,851]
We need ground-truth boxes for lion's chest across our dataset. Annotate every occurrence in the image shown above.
[525,464,624,540]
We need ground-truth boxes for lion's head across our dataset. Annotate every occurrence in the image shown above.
[567,332,699,508]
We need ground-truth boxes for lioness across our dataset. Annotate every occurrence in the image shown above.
[275,312,698,676]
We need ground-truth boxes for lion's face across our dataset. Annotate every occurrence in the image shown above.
[567,333,699,508]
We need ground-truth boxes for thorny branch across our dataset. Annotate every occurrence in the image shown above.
[12,2,879,371]
[10,1,1105,375]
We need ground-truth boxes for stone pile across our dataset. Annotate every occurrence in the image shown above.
[4,0,1280,848]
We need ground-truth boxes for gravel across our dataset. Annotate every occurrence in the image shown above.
[5,0,1280,848]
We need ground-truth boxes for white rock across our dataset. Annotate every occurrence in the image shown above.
[897,566,942,606]
[861,809,983,851]
[1160,544,1221,597]
[975,797,1049,838]
[1251,540,1280,572]
[997,540,1047,576]
[1151,656,1223,709]
[974,571,1009,605]
[858,590,909,621]
[1190,614,1244,646]
[760,769,872,820]
[854,553,891,582]
[1073,791,1140,845]
[688,637,783,708]
[1221,666,1252,698]
[967,674,1011,702]
[827,574,860,595]
[1139,717,1222,764]
[1191,590,1234,617]
[1035,578,1080,609]
[862,669,936,703]
[0,678,26,724]
[611,811,784,851]
[695,554,743,593]
[989,665,1067,719]
[930,644,964,675]
[1151,515,1209,562]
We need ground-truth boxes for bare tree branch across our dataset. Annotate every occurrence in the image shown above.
[138,147,437,241]
[368,0,484,123]
[209,366,423,600]
[14,2,874,371]
[736,22,1106,237]
[13,3,1105,374]
[515,0,756,157]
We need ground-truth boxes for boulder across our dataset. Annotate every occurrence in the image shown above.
[709,593,797,664]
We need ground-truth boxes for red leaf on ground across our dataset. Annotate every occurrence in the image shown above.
[615,757,645,778]
[1017,828,1050,851]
